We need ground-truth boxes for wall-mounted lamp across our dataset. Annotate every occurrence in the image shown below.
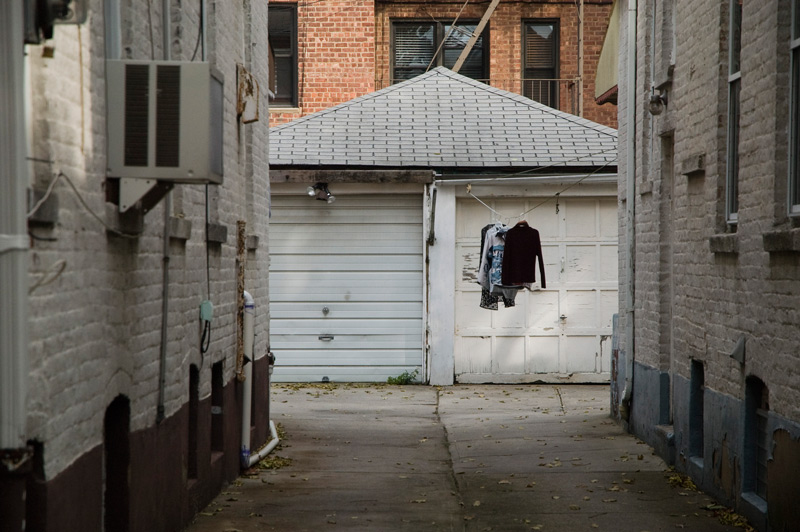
[648,86,668,116]
[306,183,336,204]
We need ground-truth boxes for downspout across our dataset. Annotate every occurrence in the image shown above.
[156,0,172,423]
[0,0,30,454]
[240,292,280,468]
[620,0,637,421]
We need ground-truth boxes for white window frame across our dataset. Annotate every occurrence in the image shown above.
[790,0,800,215]
[726,0,742,224]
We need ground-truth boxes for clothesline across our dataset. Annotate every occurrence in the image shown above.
[464,158,616,223]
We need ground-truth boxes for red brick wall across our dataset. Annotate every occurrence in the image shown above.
[375,0,617,128]
[271,1,617,129]
[269,0,376,126]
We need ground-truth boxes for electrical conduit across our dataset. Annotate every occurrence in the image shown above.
[620,0,637,420]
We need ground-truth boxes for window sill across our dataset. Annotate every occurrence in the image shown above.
[269,107,302,114]
[709,233,739,254]
[763,227,800,253]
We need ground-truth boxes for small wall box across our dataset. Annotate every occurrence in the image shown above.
[106,60,223,184]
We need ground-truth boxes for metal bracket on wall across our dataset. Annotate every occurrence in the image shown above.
[119,178,157,212]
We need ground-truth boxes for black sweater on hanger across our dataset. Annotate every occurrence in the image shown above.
[501,221,546,288]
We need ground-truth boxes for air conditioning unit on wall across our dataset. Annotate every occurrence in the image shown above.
[106,60,223,184]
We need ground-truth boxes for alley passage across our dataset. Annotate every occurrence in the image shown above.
[184,385,745,532]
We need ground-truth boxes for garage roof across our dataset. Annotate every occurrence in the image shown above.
[269,67,617,170]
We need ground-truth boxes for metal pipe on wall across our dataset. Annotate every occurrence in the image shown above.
[157,0,173,423]
[620,0,638,420]
[0,0,30,453]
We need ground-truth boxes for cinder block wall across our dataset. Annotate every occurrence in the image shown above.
[21,0,271,530]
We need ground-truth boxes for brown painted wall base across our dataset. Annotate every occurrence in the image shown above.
[17,357,271,532]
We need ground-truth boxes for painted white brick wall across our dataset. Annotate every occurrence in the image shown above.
[620,0,800,419]
[25,0,270,479]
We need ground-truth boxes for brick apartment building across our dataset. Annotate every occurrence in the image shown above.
[614,1,800,530]
[268,0,616,128]
[1,2,272,531]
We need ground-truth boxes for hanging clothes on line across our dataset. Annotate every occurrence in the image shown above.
[502,221,546,289]
[475,220,547,310]
[477,223,517,310]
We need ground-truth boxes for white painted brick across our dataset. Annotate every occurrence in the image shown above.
[25,0,270,478]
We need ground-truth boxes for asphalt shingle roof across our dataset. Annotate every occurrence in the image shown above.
[269,67,618,169]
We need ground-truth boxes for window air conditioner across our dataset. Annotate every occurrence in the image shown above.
[106,60,223,184]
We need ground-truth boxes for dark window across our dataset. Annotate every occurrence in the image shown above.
[726,0,742,223]
[689,361,705,459]
[790,0,800,213]
[523,21,559,107]
[269,5,298,107]
[211,361,224,453]
[392,21,487,82]
[188,364,199,479]
[744,377,768,501]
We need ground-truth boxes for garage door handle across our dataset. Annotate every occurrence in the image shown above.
[319,335,334,341]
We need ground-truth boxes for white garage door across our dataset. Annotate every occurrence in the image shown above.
[269,192,424,382]
[454,196,617,383]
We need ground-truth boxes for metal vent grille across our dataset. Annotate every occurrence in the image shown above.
[124,64,150,167]
[156,65,181,168]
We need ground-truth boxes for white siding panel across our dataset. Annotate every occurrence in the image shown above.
[269,193,424,382]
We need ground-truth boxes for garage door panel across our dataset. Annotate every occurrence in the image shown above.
[564,336,599,373]
[270,193,423,382]
[455,336,492,374]
[272,366,420,383]
[272,334,423,349]
[269,349,423,366]
[455,291,492,330]
[564,246,597,283]
[599,199,617,237]
[563,290,598,329]
[528,291,559,330]
[525,336,560,374]
[494,336,525,374]
[599,290,617,328]
[271,319,423,335]
[565,199,597,238]
[492,302,526,329]
[271,254,423,272]
[272,302,422,319]
[599,245,618,282]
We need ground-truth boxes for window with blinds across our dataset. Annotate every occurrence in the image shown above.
[392,21,487,83]
[269,5,298,107]
[523,21,558,107]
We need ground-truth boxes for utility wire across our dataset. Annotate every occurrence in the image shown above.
[425,0,471,72]
[28,172,139,239]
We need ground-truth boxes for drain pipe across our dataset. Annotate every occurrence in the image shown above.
[620,0,638,421]
[240,291,280,468]
[156,0,172,424]
[0,0,30,453]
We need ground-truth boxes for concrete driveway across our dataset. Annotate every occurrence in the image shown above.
[183,384,747,532]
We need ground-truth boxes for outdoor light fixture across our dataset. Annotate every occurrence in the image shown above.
[306,182,335,204]
[648,86,668,116]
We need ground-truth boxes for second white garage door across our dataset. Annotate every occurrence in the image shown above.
[269,190,424,382]
[454,195,617,383]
